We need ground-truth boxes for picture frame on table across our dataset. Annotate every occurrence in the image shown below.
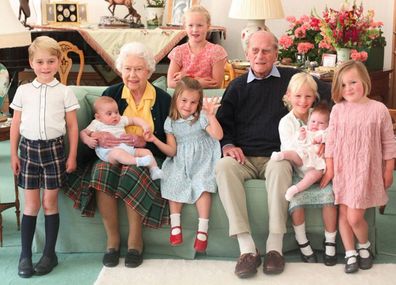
[167,0,200,26]
[322,53,337,67]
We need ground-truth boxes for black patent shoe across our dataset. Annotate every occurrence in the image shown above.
[298,241,317,263]
[125,249,143,268]
[344,255,359,273]
[358,247,374,270]
[102,248,120,267]
[323,241,337,266]
[18,257,34,278]
[34,255,58,275]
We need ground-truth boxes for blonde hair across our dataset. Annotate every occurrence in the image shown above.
[283,72,319,110]
[93,96,118,114]
[183,5,211,26]
[331,60,371,103]
[28,36,62,61]
[169,77,203,123]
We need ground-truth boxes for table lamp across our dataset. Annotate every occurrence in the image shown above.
[229,0,284,51]
[0,0,31,117]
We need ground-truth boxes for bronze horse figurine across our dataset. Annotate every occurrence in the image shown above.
[105,0,142,23]
[19,0,31,28]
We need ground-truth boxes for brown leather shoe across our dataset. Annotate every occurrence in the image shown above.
[234,250,262,278]
[263,251,285,274]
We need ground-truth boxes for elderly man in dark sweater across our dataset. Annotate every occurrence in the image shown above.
[215,31,331,279]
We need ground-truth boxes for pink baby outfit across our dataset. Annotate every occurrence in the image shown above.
[325,99,396,209]
[168,42,227,78]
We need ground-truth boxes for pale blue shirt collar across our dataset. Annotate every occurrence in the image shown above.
[247,65,280,83]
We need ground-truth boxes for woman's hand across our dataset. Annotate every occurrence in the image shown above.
[202,97,221,116]
[223,145,245,164]
[119,133,146,148]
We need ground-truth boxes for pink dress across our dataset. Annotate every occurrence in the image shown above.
[168,42,227,78]
[325,99,396,209]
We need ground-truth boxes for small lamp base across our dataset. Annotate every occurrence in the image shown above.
[240,20,267,51]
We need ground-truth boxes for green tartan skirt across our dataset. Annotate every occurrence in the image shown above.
[65,159,169,228]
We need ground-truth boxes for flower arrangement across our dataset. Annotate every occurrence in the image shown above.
[318,1,386,51]
[278,15,332,64]
[146,0,165,7]
[278,1,386,66]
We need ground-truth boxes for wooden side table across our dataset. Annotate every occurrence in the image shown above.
[0,120,21,246]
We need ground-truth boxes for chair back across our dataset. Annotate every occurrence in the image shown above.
[58,41,85,85]
[222,61,236,88]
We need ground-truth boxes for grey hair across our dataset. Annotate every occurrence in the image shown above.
[115,42,156,76]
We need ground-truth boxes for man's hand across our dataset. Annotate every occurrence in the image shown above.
[223,145,245,164]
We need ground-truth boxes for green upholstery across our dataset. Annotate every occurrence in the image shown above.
[33,85,377,259]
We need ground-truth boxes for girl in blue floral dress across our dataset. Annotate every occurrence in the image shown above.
[145,76,223,252]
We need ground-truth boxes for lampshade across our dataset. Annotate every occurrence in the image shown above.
[229,0,284,51]
[0,0,32,49]
[229,0,284,20]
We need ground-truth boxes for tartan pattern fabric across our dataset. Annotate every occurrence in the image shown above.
[64,159,169,228]
[19,137,66,190]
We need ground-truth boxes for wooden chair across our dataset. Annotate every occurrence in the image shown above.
[221,61,236,88]
[0,176,20,247]
[379,108,396,214]
[58,41,85,85]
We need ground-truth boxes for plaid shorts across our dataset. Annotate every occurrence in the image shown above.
[19,136,66,190]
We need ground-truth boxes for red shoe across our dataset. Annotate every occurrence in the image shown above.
[194,231,208,252]
[169,226,183,246]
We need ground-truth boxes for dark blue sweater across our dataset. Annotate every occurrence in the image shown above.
[216,67,331,157]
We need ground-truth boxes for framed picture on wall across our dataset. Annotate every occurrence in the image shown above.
[167,0,200,26]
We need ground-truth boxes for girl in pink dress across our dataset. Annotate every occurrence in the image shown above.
[167,5,227,89]
[321,60,396,274]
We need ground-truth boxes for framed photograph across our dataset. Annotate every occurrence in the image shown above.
[42,2,87,25]
[167,0,200,26]
[322,53,337,67]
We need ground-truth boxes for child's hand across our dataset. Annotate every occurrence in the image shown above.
[202,97,221,116]
[173,71,184,82]
[144,130,155,142]
[66,157,77,173]
[10,155,20,176]
[298,127,307,140]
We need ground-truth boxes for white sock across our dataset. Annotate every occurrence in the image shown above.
[293,223,313,256]
[136,155,153,167]
[266,233,283,254]
[270,151,284,161]
[237,233,256,255]
[324,230,337,256]
[197,218,209,241]
[285,185,300,201]
[345,250,358,265]
[150,167,163,180]
[357,241,371,258]
[170,213,181,235]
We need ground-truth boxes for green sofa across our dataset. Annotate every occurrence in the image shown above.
[33,84,377,260]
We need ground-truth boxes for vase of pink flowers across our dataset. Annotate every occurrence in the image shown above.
[318,1,386,68]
